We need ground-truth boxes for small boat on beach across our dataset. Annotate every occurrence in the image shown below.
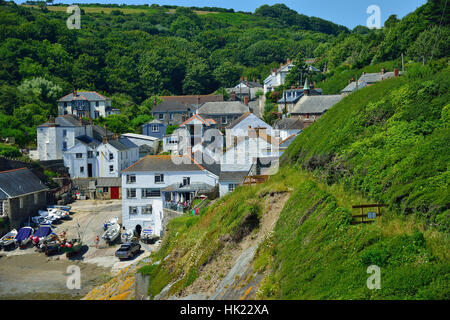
[31,225,53,246]
[141,227,159,244]
[103,216,119,231]
[0,229,18,250]
[14,227,34,248]
[102,223,120,244]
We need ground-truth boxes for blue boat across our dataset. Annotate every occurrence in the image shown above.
[32,225,53,246]
[14,227,34,247]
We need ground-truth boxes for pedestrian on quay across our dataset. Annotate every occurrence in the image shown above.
[95,235,100,249]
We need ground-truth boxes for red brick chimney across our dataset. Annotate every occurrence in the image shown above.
[153,98,157,109]
[394,68,399,77]
[244,96,249,106]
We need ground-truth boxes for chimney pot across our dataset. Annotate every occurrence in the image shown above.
[244,96,249,106]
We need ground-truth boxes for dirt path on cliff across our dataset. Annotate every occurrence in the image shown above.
[176,191,291,299]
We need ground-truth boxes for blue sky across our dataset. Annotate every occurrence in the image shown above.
[17,0,427,29]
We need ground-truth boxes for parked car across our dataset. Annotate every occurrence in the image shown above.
[115,242,141,260]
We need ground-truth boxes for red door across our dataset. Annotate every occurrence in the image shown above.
[110,187,120,199]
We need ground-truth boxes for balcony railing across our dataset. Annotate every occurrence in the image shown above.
[163,202,187,213]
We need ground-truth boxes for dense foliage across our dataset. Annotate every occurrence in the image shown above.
[0,1,448,148]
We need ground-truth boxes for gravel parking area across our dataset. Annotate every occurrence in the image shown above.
[0,200,156,299]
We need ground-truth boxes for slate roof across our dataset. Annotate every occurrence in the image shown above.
[38,115,85,128]
[273,118,304,130]
[277,88,322,104]
[108,137,138,151]
[341,81,368,93]
[122,155,207,173]
[96,177,122,187]
[0,168,48,199]
[219,171,249,182]
[93,125,115,140]
[197,101,250,115]
[160,95,223,105]
[162,182,215,193]
[152,101,194,113]
[76,135,101,149]
[292,95,342,114]
[58,91,110,102]
[193,150,221,177]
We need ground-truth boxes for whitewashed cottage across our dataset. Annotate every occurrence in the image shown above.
[121,155,218,237]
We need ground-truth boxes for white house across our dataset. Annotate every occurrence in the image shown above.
[63,135,101,178]
[121,155,219,237]
[64,136,139,179]
[96,137,139,178]
[37,115,93,161]
[263,60,294,94]
[57,90,120,119]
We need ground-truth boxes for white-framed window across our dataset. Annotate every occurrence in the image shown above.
[129,206,138,215]
[127,188,136,199]
[155,174,164,184]
[76,153,83,159]
[126,174,136,184]
[109,165,114,173]
[142,189,161,198]
[88,151,94,158]
[158,114,164,120]
[80,166,84,173]
[109,153,114,160]
[169,113,173,121]
[63,130,67,137]
[183,177,190,186]
[62,142,67,151]
[141,205,153,214]
[152,125,159,133]
[221,116,227,125]
[228,184,238,192]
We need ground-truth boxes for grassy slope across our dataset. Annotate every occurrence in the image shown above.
[283,64,450,231]
[137,64,449,300]
[256,169,449,299]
